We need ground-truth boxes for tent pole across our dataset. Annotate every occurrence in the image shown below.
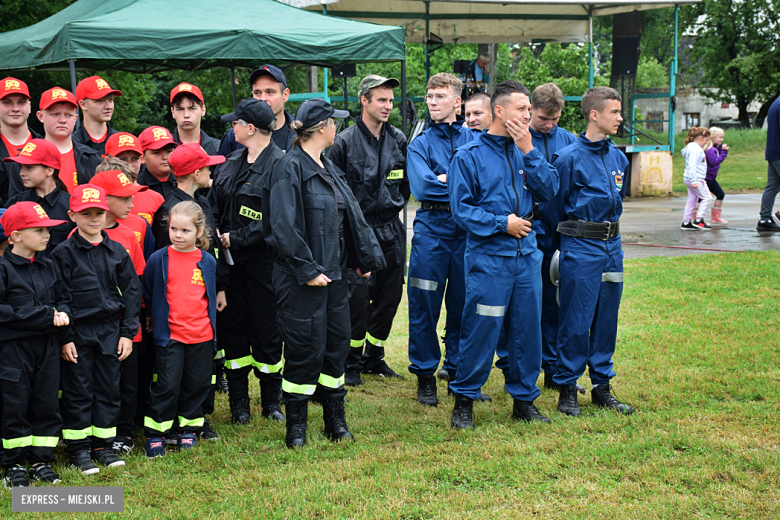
[230,68,238,111]
[69,59,77,94]
[343,77,348,112]
[669,5,679,154]
[323,4,329,102]
[401,60,408,276]
[425,1,431,81]
[588,16,594,88]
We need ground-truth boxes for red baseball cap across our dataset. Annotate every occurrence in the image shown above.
[105,132,143,157]
[2,139,61,170]
[138,126,178,151]
[0,201,67,234]
[39,86,78,110]
[170,82,204,105]
[0,77,30,100]
[70,184,111,212]
[168,143,225,177]
[90,170,148,197]
[75,76,123,102]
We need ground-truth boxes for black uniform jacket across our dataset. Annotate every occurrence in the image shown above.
[4,187,76,256]
[70,141,103,190]
[172,128,220,155]
[0,127,41,204]
[137,168,177,199]
[52,230,142,344]
[0,247,72,342]
[326,117,410,228]
[211,144,285,265]
[268,146,386,286]
[71,122,119,156]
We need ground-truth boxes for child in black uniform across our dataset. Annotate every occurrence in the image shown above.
[0,201,71,487]
[53,184,142,475]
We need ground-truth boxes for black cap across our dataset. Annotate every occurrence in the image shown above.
[249,64,287,89]
[294,98,349,129]
[221,98,276,129]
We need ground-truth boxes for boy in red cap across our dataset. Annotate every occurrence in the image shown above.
[0,77,41,202]
[72,76,122,155]
[3,138,76,254]
[103,134,164,225]
[137,126,178,199]
[52,184,141,475]
[0,201,71,487]
[36,87,102,193]
[170,83,219,155]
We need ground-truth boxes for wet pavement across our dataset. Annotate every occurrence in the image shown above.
[402,193,780,259]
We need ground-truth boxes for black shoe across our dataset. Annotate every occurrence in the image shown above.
[228,376,252,425]
[557,385,581,417]
[543,372,585,394]
[757,219,780,232]
[322,397,355,443]
[200,419,221,440]
[70,451,99,475]
[3,465,28,488]
[416,374,438,406]
[362,359,404,379]
[436,368,450,381]
[450,394,474,429]
[285,401,308,448]
[345,367,363,387]
[29,463,60,484]
[693,219,711,230]
[512,399,551,423]
[111,435,134,456]
[680,221,699,230]
[591,384,633,415]
[260,380,286,422]
[92,448,125,468]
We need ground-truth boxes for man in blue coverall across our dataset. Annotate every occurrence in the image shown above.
[407,73,481,406]
[552,86,633,416]
[448,81,559,428]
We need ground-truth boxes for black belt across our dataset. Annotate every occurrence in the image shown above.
[421,201,451,211]
[532,202,543,221]
[520,211,534,222]
[557,220,620,240]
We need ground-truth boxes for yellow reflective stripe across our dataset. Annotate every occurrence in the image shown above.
[58,390,63,399]
[178,416,204,428]
[32,436,59,447]
[227,355,254,370]
[153,373,158,383]
[92,426,116,439]
[144,417,174,433]
[366,332,386,347]
[214,247,219,259]
[318,373,345,389]
[62,427,91,440]
[254,359,283,374]
[387,169,404,180]
[282,378,316,396]
[214,349,225,360]
[3,435,32,449]
[239,206,261,220]
[211,375,217,384]
[350,338,365,348]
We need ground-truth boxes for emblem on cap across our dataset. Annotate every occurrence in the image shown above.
[20,143,36,156]
[34,205,49,219]
[51,88,68,100]
[118,135,135,147]
[95,78,110,90]
[117,173,131,186]
[152,128,169,141]
[4,79,21,91]
[178,84,193,92]
[81,187,102,203]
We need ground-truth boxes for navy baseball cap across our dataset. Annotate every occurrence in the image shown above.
[295,98,349,128]
[221,98,276,129]
[250,64,287,89]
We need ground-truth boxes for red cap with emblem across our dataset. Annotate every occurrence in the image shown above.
[0,201,67,234]
[39,86,78,110]
[76,76,123,102]
[105,132,143,157]
[0,77,30,100]
[1,139,61,170]
[90,170,148,197]
[138,126,178,152]
[170,82,204,105]
[70,184,111,212]
[168,142,225,177]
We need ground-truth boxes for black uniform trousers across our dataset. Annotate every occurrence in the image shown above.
[275,267,351,404]
[347,219,405,369]
[61,321,122,455]
[144,340,213,437]
[0,335,61,468]
[116,340,140,438]
[219,255,283,382]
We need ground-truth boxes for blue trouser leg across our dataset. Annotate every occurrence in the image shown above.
[441,237,466,374]
[450,250,543,401]
[408,233,461,375]
[554,249,622,386]
[539,250,560,374]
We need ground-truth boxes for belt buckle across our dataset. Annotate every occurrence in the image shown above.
[602,221,612,240]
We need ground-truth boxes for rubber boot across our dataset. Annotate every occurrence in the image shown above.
[450,394,474,429]
[711,206,729,224]
[322,396,355,442]
[284,400,308,448]
[260,379,285,422]
[227,375,251,425]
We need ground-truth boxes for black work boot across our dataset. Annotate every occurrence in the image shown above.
[450,394,474,429]
[361,342,404,379]
[557,385,581,417]
[416,374,438,406]
[543,372,585,394]
[345,345,363,387]
[322,396,355,443]
[448,382,491,402]
[260,379,286,422]
[591,384,633,415]
[512,399,551,423]
[227,376,251,424]
[284,400,308,448]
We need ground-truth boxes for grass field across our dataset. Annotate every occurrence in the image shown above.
[3,252,779,518]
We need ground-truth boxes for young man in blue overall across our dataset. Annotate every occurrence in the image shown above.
[551,86,633,416]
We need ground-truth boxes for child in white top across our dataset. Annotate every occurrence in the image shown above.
[680,126,712,230]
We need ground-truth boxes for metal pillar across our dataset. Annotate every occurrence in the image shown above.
[669,5,679,153]
[424,1,431,81]
[588,16,594,88]
[401,60,408,273]
[323,4,330,101]
[69,59,77,94]
[230,68,238,110]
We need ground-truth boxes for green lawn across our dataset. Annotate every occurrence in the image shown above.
[672,150,768,194]
[3,251,779,519]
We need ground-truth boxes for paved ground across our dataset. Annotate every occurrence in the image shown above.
[402,193,780,259]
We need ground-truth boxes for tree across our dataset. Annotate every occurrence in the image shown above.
[636,56,669,89]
